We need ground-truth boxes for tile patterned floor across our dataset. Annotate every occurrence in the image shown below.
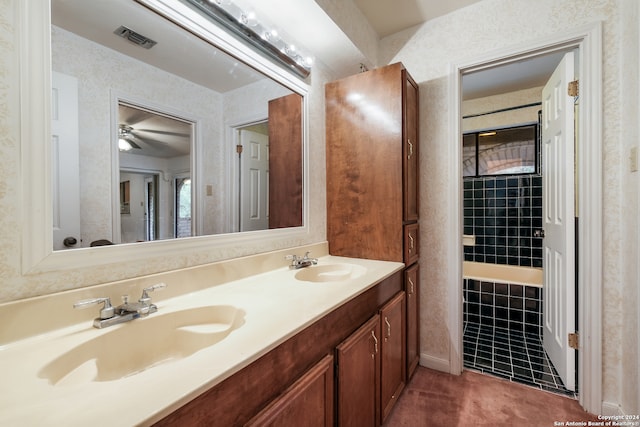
[463,321,576,398]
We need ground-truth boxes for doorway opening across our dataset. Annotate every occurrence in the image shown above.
[233,120,269,232]
[119,170,160,243]
[460,50,577,398]
[114,98,196,243]
[449,24,603,414]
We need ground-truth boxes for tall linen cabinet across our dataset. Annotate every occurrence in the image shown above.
[326,62,420,424]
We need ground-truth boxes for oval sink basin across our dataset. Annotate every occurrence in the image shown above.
[39,305,245,386]
[294,263,366,283]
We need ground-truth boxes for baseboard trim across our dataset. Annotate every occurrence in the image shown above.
[419,353,451,373]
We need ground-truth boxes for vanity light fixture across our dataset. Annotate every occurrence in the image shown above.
[479,131,497,137]
[185,0,313,78]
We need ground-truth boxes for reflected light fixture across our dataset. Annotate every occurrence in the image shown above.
[118,124,141,151]
[118,138,134,151]
[185,0,313,78]
[479,131,497,137]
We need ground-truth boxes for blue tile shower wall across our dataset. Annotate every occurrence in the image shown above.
[464,278,543,336]
[463,175,543,268]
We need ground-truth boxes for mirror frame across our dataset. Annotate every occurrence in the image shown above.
[20,0,310,274]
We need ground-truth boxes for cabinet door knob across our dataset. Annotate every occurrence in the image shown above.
[385,317,391,338]
[407,139,413,159]
[408,277,414,294]
[409,233,414,251]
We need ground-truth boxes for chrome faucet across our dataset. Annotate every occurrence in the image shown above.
[286,251,318,269]
[74,283,166,329]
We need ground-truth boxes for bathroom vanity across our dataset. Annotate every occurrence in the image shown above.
[0,244,406,426]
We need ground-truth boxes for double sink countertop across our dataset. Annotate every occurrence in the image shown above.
[0,247,403,426]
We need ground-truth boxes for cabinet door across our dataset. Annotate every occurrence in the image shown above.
[403,72,419,222]
[380,292,406,423]
[405,264,420,380]
[326,63,404,262]
[337,315,380,427]
[245,355,334,427]
[404,223,420,265]
[268,93,303,229]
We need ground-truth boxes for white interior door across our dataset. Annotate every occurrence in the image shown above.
[541,51,576,391]
[239,129,269,231]
[51,71,81,250]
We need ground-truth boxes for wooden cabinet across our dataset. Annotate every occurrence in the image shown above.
[155,272,402,427]
[326,62,419,263]
[403,71,419,223]
[246,355,334,427]
[380,292,406,422]
[268,93,303,229]
[326,62,421,390]
[404,223,420,266]
[405,263,420,379]
[336,292,406,426]
[336,315,381,427]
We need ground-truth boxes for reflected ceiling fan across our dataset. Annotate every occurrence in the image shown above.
[118,124,141,151]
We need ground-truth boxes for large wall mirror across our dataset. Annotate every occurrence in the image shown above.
[20,0,309,273]
[50,0,305,250]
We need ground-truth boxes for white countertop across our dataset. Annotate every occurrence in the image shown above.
[0,255,403,426]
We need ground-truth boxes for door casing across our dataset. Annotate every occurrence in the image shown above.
[447,23,603,413]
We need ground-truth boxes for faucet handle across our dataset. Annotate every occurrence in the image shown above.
[139,283,166,304]
[73,297,115,320]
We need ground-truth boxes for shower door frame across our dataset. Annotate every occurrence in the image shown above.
[448,22,603,414]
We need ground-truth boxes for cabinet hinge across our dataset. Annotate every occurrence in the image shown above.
[236,144,243,154]
[568,332,579,350]
[568,80,579,97]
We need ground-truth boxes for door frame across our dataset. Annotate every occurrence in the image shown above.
[448,23,603,413]
[226,116,269,233]
[111,93,202,243]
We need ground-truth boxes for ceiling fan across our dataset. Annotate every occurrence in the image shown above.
[118,121,191,155]
[118,124,141,151]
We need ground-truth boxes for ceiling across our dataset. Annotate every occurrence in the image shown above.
[118,104,192,158]
[52,0,266,94]
[353,0,482,38]
[53,0,566,141]
[352,0,565,99]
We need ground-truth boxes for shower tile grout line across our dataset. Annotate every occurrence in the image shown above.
[463,320,576,399]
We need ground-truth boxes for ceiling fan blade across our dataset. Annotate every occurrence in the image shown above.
[131,134,170,147]
[124,137,141,149]
[122,111,153,127]
[134,128,190,138]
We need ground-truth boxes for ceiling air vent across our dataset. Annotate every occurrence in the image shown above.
[114,25,157,49]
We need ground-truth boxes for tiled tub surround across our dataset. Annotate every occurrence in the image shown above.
[463,275,542,337]
[463,175,543,268]
[0,242,404,426]
[462,263,574,397]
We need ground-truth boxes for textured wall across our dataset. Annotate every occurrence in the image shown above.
[0,0,328,302]
[52,26,226,243]
[462,86,542,132]
[380,0,637,414]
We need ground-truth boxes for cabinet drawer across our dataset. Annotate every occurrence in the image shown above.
[404,223,419,265]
